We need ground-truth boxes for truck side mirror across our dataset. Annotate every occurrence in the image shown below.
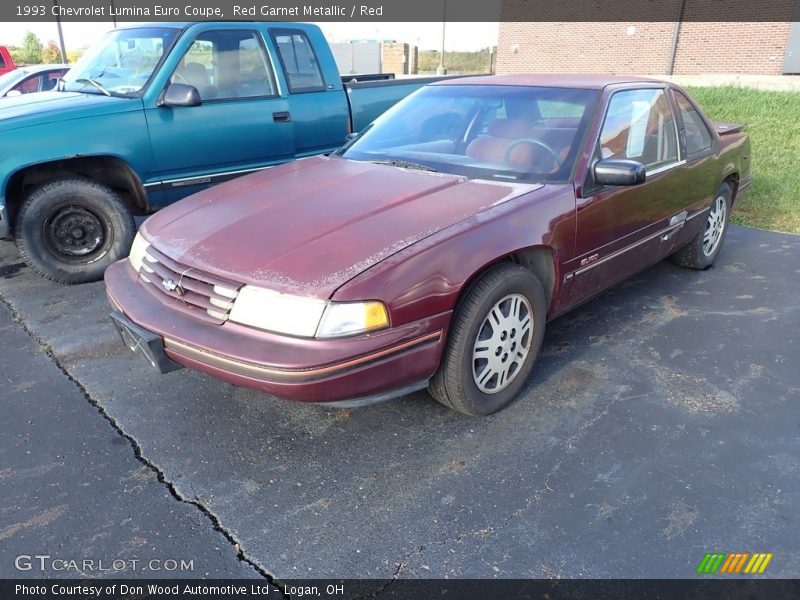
[593,159,646,186]
[159,83,201,108]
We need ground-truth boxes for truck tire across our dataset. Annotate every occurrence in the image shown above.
[15,177,136,284]
[428,263,547,416]
[670,182,732,270]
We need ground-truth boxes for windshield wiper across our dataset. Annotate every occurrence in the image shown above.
[74,78,112,97]
[369,159,437,173]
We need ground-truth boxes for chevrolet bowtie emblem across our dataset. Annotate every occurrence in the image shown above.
[162,278,184,296]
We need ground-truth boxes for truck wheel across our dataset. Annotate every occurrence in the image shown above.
[15,177,136,284]
[428,263,547,416]
[670,182,732,270]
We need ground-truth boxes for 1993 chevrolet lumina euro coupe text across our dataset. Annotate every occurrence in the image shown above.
[105,74,751,415]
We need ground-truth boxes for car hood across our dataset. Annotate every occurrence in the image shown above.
[142,156,538,299]
[0,91,141,131]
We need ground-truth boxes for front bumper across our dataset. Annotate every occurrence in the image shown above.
[105,260,450,404]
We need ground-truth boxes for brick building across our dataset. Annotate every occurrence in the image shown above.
[497,0,798,75]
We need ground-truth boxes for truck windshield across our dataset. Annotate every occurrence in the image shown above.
[62,27,179,96]
[341,85,598,183]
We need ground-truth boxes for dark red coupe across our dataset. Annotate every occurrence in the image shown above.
[105,74,751,415]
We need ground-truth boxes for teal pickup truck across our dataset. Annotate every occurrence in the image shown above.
[0,22,440,283]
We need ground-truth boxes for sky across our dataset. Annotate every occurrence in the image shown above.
[0,21,499,52]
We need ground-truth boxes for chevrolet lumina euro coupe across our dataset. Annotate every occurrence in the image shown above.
[105,74,751,415]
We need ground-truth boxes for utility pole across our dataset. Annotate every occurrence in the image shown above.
[52,0,67,63]
[437,0,447,75]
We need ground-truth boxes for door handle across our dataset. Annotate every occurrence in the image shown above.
[661,211,688,241]
[272,111,291,123]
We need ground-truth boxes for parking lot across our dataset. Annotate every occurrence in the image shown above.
[0,224,798,584]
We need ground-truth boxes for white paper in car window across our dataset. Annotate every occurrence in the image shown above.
[626,100,650,159]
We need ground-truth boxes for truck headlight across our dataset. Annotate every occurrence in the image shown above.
[228,285,389,338]
[128,232,151,273]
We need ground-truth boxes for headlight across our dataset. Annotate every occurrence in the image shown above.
[229,286,328,337]
[228,285,389,338]
[128,232,151,273]
[316,301,389,338]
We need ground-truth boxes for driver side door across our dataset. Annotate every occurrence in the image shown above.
[144,28,295,204]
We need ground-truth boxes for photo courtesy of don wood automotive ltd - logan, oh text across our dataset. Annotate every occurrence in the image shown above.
[0,0,798,599]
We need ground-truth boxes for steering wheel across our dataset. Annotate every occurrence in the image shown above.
[503,139,563,171]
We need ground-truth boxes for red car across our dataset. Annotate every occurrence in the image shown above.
[105,75,751,415]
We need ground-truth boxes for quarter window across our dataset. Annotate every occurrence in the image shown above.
[170,30,277,101]
[272,31,325,92]
[599,89,678,169]
[674,91,713,154]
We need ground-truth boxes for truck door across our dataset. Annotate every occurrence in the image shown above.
[267,28,350,156]
[562,87,687,306]
[144,28,295,203]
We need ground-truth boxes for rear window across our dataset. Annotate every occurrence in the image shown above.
[271,30,325,92]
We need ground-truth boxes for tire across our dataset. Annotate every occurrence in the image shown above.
[428,263,547,416]
[670,182,732,270]
[15,177,136,284]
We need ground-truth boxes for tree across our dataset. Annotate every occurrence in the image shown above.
[18,31,43,65]
[42,40,62,64]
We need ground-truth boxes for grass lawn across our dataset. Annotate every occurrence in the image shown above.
[686,86,800,234]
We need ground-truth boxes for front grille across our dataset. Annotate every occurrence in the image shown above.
[140,245,240,325]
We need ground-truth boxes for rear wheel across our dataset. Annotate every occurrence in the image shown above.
[671,182,732,270]
[428,263,547,416]
[15,177,136,284]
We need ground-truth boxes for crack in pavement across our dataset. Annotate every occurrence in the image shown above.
[0,291,290,598]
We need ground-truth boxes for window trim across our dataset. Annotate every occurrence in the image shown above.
[268,28,327,94]
[166,28,280,104]
[670,88,715,158]
[584,86,683,194]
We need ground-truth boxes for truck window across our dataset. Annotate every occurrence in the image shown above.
[674,91,713,155]
[271,30,325,93]
[170,30,278,101]
[599,89,678,170]
[0,55,5,69]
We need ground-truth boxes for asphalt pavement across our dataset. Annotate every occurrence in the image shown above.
[0,225,797,584]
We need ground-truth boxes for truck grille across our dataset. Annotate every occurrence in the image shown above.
[139,245,240,325]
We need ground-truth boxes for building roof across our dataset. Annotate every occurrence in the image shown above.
[434,73,665,89]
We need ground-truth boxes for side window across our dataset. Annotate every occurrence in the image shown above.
[599,89,678,169]
[170,30,277,101]
[14,74,42,94]
[674,91,713,154]
[42,70,64,91]
[272,30,325,92]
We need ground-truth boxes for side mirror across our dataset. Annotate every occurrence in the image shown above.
[159,83,201,108]
[593,159,646,187]
[5,90,22,97]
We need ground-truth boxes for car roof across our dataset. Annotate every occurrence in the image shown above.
[433,73,666,89]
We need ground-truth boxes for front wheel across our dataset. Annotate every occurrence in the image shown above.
[428,263,547,416]
[15,177,136,284]
[671,182,732,270]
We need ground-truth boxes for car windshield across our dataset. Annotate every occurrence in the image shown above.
[340,84,598,182]
[62,27,179,96]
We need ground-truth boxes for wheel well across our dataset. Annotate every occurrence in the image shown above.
[5,156,148,223]
[458,247,557,314]
[724,172,740,204]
